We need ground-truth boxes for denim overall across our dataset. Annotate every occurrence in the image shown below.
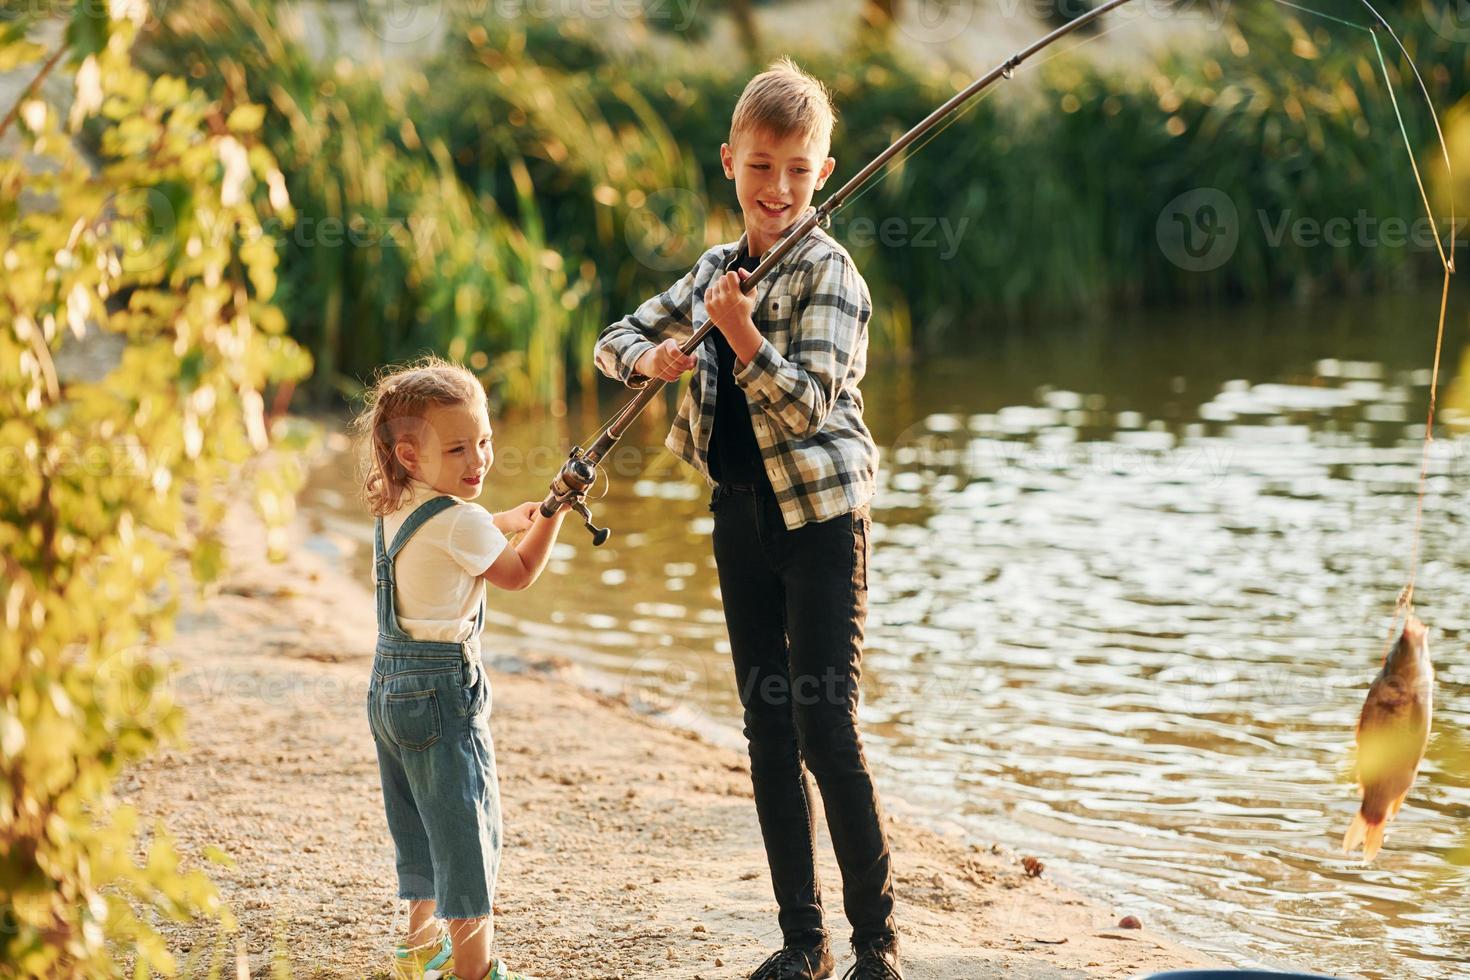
[366,494,502,922]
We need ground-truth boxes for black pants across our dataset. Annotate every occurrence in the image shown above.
[709,483,898,951]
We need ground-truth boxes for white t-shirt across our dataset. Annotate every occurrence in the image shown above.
[381,480,508,644]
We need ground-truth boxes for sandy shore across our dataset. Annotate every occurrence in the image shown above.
[121,497,1220,979]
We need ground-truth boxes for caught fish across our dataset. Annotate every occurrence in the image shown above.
[1343,615,1434,862]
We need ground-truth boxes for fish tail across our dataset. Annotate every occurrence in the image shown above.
[1388,790,1409,819]
[1342,811,1385,862]
[1362,821,1385,862]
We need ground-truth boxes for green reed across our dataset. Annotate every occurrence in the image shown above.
[138,1,1467,408]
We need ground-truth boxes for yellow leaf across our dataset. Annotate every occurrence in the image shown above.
[226,104,265,133]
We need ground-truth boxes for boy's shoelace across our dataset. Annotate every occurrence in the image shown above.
[840,950,902,980]
[751,946,821,979]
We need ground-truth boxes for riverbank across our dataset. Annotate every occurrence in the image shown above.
[121,495,1220,979]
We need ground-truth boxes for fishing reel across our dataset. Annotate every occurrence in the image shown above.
[539,446,611,546]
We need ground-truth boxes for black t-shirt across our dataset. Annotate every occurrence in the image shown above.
[707,248,770,489]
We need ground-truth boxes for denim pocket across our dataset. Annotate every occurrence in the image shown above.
[384,689,442,750]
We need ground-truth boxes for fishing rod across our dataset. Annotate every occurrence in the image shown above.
[541,0,1457,546]
[539,0,1142,543]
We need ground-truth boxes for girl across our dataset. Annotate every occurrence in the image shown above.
[352,356,567,980]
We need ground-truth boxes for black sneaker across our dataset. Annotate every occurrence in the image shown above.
[840,941,902,980]
[748,939,836,980]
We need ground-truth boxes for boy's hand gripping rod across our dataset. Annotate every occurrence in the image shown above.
[540,0,1139,544]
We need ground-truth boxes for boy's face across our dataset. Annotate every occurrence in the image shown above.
[394,401,494,500]
[721,127,835,256]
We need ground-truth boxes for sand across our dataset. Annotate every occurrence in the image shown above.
[120,499,1220,980]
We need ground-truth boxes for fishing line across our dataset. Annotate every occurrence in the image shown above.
[1257,0,1456,649]
[553,0,1457,557]
[837,11,1144,218]
[847,0,1457,652]
[559,0,1148,467]
[570,5,1151,454]
[1270,0,1368,31]
[835,87,999,216]
[1365,27,1453,645]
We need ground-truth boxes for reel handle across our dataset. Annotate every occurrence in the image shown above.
[571,500,611,546]
[540,447,611,546]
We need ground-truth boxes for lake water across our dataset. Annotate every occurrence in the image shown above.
[301,290,1470,978]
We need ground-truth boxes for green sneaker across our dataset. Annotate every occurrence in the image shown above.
[393,926,452,979]
[428,960,540,980]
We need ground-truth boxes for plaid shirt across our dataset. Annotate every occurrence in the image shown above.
[595,221,878,530]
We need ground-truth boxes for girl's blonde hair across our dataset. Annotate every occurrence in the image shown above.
[350,355,485,517]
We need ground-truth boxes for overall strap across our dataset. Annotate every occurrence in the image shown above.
[387,495,460,559]
[374,494,459,640]
[373,516,395,637]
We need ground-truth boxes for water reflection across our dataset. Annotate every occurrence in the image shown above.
[304,293,1469,978]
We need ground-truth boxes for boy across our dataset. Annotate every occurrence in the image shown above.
[594,58,901,980]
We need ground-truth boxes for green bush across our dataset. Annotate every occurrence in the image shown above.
[603,1,1460,333]
[0,2,311,974]
[142,0,695,408]
[140,1,1466,406]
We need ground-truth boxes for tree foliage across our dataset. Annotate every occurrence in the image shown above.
[140,1,1468,394]
[142,0,696,410]
[0,2,311,975]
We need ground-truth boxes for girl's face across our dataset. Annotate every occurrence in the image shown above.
[394,400,494,500]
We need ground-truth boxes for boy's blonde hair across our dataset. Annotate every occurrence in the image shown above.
[350,355,485,517]
[729,57,836,155]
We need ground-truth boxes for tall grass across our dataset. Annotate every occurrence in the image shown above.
[140,0,691,407]
[139,1,1468,407]
[604,2,1462,338]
